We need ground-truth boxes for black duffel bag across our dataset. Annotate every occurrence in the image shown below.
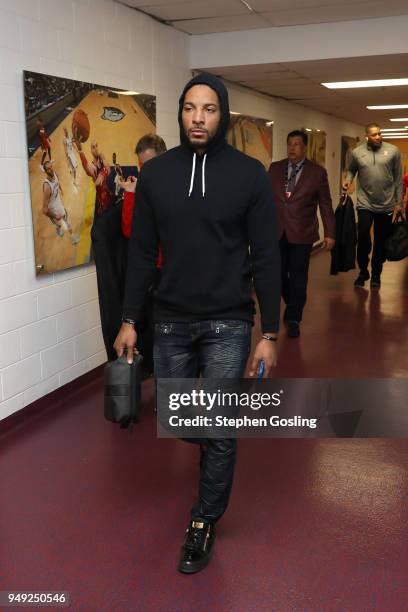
[385,220,408,261]
[104,354,144,428]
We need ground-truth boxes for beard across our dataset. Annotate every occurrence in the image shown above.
[185,129,217,151]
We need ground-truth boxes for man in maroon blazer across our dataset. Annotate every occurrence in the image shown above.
[268,130,335,337]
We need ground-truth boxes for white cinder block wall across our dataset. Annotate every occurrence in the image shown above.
[0,0,363,422]
[0,0,191,420]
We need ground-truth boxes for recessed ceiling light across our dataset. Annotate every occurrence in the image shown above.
[367,105,408,110]
[305,128,312,132]
[390,117,408,121]
[323,78,408,89]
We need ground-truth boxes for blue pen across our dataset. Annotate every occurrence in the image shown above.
[257,359,265,379]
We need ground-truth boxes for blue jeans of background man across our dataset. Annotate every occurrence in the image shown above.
[154,320,251,523]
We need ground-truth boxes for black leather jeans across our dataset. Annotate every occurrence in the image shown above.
[154,320,251,523]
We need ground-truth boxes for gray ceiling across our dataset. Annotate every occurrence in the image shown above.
[202,55,408,127]
[118,0,408,127]
[120,0,408,33]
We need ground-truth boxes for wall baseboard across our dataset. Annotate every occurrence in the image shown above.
[0,365,105,437]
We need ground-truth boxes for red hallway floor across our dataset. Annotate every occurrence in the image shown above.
[1,252,408,610]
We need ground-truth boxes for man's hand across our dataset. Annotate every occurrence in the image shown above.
[392,202,406,223]
[113,323,138,364]
[118,176,137,193]
[322,237,335,251]
[248,338,278,378]
[342,181,350,193]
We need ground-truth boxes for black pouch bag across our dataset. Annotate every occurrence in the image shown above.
[386,220,408,262]
[104,354,144,428]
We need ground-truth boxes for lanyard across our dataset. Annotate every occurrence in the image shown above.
[284,160,304,192]
[285,160,305,200]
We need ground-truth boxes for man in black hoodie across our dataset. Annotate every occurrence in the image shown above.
[114,73,281,574]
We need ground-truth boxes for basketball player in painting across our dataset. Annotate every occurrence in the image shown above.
[37,119,51,169]
[112,152,125,203]
[74,136,112,215]
[63,126,79,191]
[42,160,80,245]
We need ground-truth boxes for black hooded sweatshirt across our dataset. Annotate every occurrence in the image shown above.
[123,73,281,332]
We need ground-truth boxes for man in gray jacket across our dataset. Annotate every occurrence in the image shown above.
[343,123,405,288]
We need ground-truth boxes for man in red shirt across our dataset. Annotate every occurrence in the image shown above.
[120,133,167,242]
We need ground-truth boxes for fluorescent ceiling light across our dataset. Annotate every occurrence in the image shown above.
[323,78,408,89]
[367,104,408,110]
[381,127,408,132]
[383,135,408,138]
[305,128,312,132]
[390,117,408,121]
[266,121,274,126]
[230,111,241,115]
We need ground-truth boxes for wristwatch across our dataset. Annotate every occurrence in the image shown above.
[122,317,136,327]
[262,334,277,342]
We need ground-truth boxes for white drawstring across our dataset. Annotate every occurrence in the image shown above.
[202,154,206,197]
[188,152,196,197]
[188,152,207,197]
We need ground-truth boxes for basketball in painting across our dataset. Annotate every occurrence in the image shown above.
[72,108,90,143]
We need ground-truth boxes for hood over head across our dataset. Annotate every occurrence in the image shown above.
[178,72,230,154]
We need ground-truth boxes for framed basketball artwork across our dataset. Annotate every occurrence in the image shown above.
[23,70,156,275]
[227,114,273,169]
[302,128,327,168]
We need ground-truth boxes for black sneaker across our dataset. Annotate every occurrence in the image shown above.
[287,321,300,338]
[178,520,216,574]
[370,274,381,288]
[354,271,370,288]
